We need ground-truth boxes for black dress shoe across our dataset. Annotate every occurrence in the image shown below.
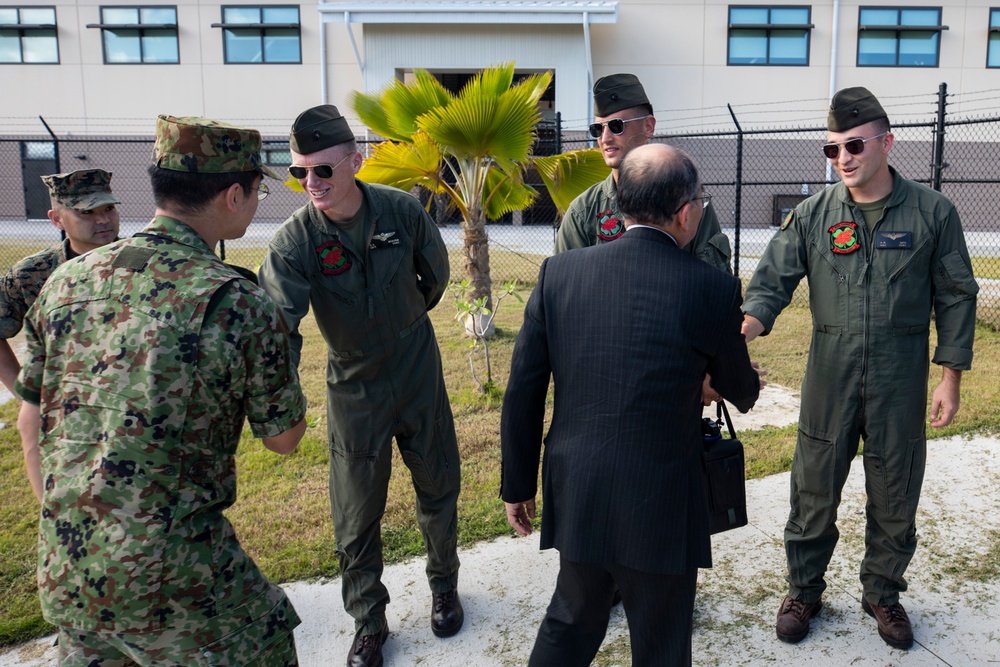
[347,626,388,667]
[431,589,464,637]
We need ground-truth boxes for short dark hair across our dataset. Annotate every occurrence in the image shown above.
[871,116,891,135]
[147,165,258,215]
[617,145,699,227]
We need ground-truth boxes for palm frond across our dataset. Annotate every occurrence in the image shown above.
[533,148,611,216]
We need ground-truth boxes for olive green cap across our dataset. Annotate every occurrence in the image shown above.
[289,104,355,155]
[152,115,280,178]
[828,87,888,132]
[41,169,120,211]
[593,73,651,117]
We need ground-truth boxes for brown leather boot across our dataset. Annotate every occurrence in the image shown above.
[862,597,914,649]
[775,595,823,643]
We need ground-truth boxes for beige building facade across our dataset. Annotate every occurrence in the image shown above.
[1,0,997,222]
[1,0,998,135]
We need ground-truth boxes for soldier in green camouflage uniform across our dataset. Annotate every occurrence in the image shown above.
[0,169,120,395]
[743,88,978,650]
[554,74,731,275]
[16,115,308,666]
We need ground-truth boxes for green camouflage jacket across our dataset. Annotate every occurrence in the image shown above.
[0,238,73,339]
[16,216,306,633]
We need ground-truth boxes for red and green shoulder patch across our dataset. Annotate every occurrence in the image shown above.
[316,240,352,275]
[781,209,795,230]
[596,209,625,242]
[828,221,860,254]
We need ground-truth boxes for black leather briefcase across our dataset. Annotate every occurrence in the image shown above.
[701,401,749,535]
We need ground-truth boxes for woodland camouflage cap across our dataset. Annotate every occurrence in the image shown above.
[153,115,280,178]
[41,169,120,210]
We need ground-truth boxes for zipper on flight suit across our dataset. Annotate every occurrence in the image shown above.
[855,203,890,422]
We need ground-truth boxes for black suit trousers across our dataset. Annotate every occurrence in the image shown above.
[527,556,698,667]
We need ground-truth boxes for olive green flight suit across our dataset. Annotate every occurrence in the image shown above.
[743,168,978,605]
[259,181,461,634]
[554,172,733,273]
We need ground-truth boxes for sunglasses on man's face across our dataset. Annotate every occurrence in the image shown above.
[588,115,651,139]
[287,152,354,179]
[821,131,888,160]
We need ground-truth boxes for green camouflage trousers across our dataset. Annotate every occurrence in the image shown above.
[56,587,299,667]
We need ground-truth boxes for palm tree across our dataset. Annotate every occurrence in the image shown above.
[350,62,608,320]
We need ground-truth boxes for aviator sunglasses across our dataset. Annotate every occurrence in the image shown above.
[287,152,355,179]
[822,131,888,160]
[588,115,651,139]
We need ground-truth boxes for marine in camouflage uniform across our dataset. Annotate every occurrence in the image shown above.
[742,88,978,649]
[16,116,307,666]
[554,74,732,275]
[257,105,461,667]
[0,169,120,395]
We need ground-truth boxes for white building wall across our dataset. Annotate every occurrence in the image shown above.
[0,0,997,137]
[359,23,589,123]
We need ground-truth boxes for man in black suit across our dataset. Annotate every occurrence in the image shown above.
[501,143,762,666]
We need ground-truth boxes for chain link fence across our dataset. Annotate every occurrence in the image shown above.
[2,90,998,328]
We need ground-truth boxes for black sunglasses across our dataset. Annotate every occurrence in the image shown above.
[822,131,888,160]
[588,115,651,139]
[287,152,354,179]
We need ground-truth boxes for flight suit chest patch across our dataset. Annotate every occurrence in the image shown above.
[316,240,352,275]
[828,221,861,254]
[875,231,912,249]
[370,231,400,250]
[596,208,624,242]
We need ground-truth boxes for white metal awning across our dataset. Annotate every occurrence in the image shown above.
[318,1,618,25]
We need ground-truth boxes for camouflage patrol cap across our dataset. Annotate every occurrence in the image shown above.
[290,104,355,154]
[153,115,280,178]
[41,169,120,211]
[828,87,888,132]
[593,74,651,117]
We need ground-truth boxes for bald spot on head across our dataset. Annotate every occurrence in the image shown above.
[618,144,699,228]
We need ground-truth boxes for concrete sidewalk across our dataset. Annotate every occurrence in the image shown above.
[4,432,998,666]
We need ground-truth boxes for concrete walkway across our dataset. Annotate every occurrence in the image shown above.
[3,389,999,666]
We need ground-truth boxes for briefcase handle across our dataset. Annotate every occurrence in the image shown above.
[716,401,738,440]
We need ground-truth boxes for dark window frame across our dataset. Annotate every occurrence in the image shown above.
[0,6,59,64]
[86,5,179,65]
[988,7,1000,68]
[857,6,947,68]
[727,5,814,66]
[212,5,302,65]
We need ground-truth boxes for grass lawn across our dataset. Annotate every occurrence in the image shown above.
[2,275,1000,648]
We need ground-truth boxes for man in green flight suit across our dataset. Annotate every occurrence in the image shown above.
[554,73,731,275]
[258,105,462,667]
[0,169,121,395]
[16,116,307,665]
[742,87,978,650]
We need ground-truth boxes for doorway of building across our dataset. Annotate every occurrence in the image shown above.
[22,141,57,219]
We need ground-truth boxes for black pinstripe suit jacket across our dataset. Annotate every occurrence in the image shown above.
[500,226,760,574]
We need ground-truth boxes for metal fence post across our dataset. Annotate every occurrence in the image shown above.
[931,82,947,192]
[727,104,743,277]
[38,116,62,240]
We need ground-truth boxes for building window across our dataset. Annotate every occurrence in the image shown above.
[857,7,947,67]
[0,7,58,64]
[728,6,813,65]
[87,6,179,64]
[989,8,1000,68]
[212,6,301,64]
[262,143,292,166]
